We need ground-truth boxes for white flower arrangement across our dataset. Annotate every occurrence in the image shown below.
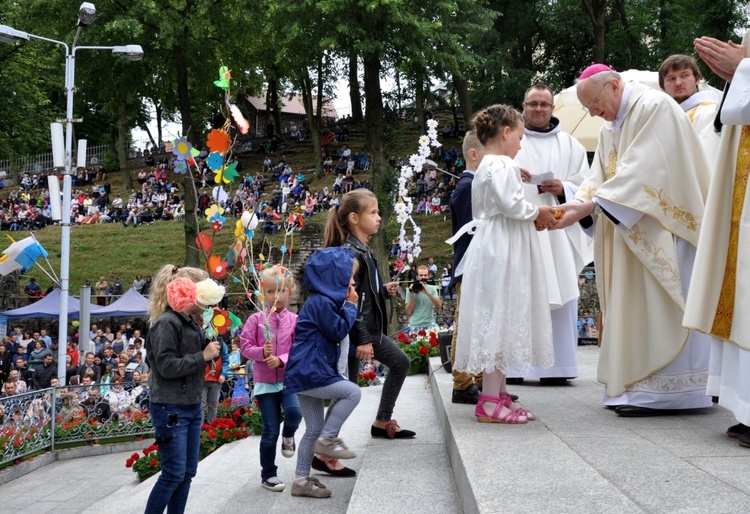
[393,121,441,263]
[196,279,226,307]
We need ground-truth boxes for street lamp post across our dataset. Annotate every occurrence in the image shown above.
[0,3,143,383]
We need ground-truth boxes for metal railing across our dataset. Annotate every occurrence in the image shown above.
[0,144,112,182]
[0,382,153,468]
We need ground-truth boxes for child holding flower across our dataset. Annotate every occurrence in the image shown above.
[144,265,223,514]
[240,265,302,493]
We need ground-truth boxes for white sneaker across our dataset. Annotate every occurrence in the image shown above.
[281,436,295,458]
[261,476,285,492]
[312,436,356,459]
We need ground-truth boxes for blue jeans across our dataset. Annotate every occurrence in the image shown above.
[255,389,302,481]
[145,402,202,514]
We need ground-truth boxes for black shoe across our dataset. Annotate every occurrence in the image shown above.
[738,430,750,448]
[540,377,570,386]
[311,456,356,477]
[371,422,416,439]
[509,393,519,402]
[727,423,750,438]
[452,384,480,404]
[506,378,524,385]
[614,405,676,417]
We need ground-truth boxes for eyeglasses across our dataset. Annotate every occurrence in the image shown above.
[582,81,612,112]
[525,102,553,110]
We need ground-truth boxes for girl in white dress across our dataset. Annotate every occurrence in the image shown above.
[454,105,556,424]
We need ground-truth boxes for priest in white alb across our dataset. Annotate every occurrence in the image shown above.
[554,64,713,417]
[659,54,720,164]
[686,35,750,447]
[506,83,593,385]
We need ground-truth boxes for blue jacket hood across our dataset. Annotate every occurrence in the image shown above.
[304,247,354,304]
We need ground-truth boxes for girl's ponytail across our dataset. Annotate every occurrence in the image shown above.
[323,205,347,247]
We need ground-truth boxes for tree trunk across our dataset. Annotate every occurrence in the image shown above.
[268,75,283,138]
[140,122,158,151]
[453,73,473,127]
[415,75,425,133]
[117,103,133,191]
[314,56,324,177]
[348,51,363,123]
[362,52,395,330]
[155,101,164,148]
[614,0,640,68]
[299,66,323,179]
[582,0,606,63]
[175,44,200,268]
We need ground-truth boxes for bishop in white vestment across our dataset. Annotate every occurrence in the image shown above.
[555,64,713,417]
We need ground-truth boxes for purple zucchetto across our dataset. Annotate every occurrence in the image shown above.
[578,63,614,80]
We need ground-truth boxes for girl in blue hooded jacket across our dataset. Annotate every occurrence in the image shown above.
[284,247,361,498]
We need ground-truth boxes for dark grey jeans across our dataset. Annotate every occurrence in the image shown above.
[348,333,410,421]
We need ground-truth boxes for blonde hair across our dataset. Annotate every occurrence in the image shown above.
[148,264,209,326]
[260,265,296,296]
[471,104,523,145]
[323,189,378,247]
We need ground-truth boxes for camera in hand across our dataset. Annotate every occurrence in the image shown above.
[411,278,424,293]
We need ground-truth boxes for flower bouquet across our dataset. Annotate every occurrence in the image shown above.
[396,329,440,375]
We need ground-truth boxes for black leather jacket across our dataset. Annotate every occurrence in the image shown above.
[342,235,389,347]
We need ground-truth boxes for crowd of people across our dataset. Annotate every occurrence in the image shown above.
[0,323,154,426]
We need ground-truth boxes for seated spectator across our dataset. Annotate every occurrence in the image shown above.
[105,376,131,415]
[303,192,317,218]
[24,278,43,304]
[33,353,56,390]
[431,193,442,214]
[82,386,112,422]
[7,368,27,394]
[28,340,48,370]
[77,352,102,383]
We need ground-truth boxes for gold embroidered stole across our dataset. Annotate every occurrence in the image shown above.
[687,101,716,124]
[711,125,750,337]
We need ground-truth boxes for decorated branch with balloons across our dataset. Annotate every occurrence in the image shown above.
[169,63,299,342]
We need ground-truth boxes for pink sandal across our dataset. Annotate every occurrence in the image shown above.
[500,392,535,420]
[475,393,527,424]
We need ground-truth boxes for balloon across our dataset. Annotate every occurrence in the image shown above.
[196,232,213,253]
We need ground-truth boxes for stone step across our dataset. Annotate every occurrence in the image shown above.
[429,348,750,514]
[85,373,459,513]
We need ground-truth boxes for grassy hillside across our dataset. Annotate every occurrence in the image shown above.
[20,119,460,292]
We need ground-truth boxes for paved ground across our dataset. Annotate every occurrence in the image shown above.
[2,346,750,513]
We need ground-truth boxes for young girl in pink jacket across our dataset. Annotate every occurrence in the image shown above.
[240,265,302,493]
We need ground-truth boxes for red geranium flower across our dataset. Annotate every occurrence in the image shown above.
[418,329,427,336]
[419,345,429,355]
[149,458,158,467]
[397,332,410,343]
[125,458,134,468]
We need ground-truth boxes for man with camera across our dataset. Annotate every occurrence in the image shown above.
[405,265,442,331]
